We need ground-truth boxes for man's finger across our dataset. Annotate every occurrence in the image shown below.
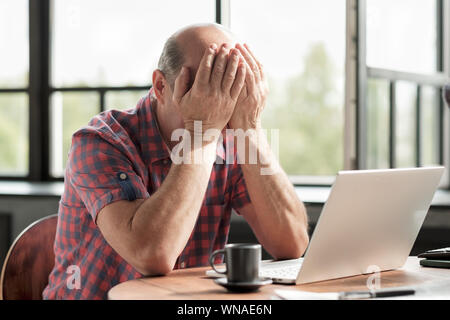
[230,62,246,100]
[210,44,230,89]
[243,43,265,82]
[173,66,190,103]
[243,58,257,95]
[236,43,261,84]
[222,48,240,94]
[194,44,217,88]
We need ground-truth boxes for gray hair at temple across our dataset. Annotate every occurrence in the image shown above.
[157,35,184,89]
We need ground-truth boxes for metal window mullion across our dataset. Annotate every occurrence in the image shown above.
[389,81,396,169]
[216,0,230,27]
[356,0,368,170]
[415,85,422,167]
[344,0,359,170]
[437,0,444,73]
[440,0,450,189]
[215,0,221,23]
[437,0,445,167]
[367,68,449,87]
[100,89,106,112]
[28,0,50,181]
[439,87,445,165]
[50,86,150,92]
[444,0,450,77]
[0,88,29,93]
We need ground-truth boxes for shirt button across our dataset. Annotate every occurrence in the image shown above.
[163,159,169,165]
[180,262,186,268]
[119,173,128,180]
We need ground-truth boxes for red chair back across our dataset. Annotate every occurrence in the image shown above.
[0,214,57,300]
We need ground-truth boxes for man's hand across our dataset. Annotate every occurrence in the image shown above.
[229,43,268,131]
[173,43,246,134]
[225,44,309,259]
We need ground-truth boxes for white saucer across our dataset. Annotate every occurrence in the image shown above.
[214,277,272,292]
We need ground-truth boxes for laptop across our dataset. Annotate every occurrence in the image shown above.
[206,167,445,284]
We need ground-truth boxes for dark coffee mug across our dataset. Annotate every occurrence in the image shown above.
[209,243,261,283]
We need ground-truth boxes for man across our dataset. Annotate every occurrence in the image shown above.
[43,23,309,299]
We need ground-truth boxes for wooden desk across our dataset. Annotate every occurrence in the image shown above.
[108,257,450,300]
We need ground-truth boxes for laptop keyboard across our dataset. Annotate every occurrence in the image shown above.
[260,265,301,279]
[205,259,303,280]
[260,261,303,280]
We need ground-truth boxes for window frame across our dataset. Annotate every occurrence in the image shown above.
[223,0,346,186]
[2,0,448,187]
[0,0,224,181]
[346,0,450,188]
[0,0,31,180]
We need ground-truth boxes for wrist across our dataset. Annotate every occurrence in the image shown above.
[229,119,262,131]
[170,128,219,165]
[184,120,224,136]
[235,128,281,175]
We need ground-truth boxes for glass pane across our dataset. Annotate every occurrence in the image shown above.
[51,92,99,177]
[395,82,417,168]
[0,0,28,88]
[52,0,215,87]
[105,90,149,111]
[367,79,389,169]
[0,93,28,176]
[230,0,345,176]
[367,0,437,74]
[420,86,440,166]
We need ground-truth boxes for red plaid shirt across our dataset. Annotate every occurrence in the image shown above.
[43,89,251,300]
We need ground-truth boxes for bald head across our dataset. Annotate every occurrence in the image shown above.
[157,23,236,88]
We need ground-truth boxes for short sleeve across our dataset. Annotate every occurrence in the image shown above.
[67,129,149,223]
[230,164,251,215]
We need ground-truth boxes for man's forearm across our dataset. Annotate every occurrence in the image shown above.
[240,129,309,259]
[130,134,218,272]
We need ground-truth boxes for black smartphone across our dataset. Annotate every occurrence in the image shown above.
[418,247,450,260]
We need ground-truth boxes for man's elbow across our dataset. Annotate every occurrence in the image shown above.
[133,248,176,276]
[295,233,309,258]
[293,228,309,257]
[273,229,309,260]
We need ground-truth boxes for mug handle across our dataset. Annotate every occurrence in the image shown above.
[209,249,227,274]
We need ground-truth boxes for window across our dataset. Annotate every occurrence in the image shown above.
[366,79,389,169]
[105,91,150,111]
[2,0,450,187]
[355,0,449,179]
[49,0,215,177]
[0,0,29,177]
[50,92,99,176]
[228,0,346,180]
[51,0,215,87]
[366,0,438,74]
